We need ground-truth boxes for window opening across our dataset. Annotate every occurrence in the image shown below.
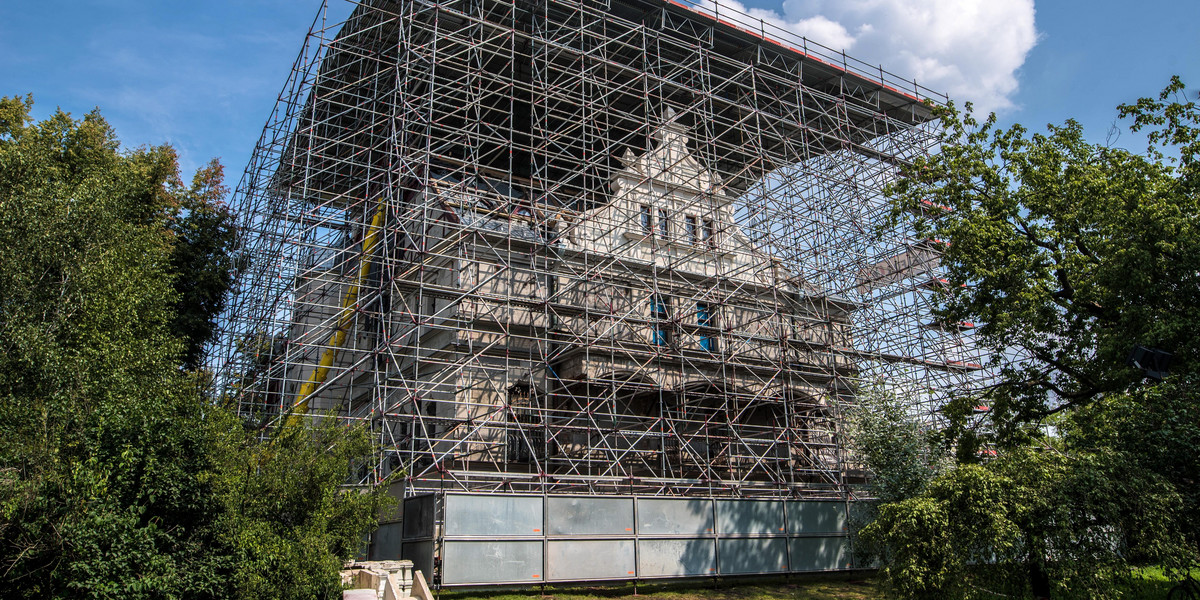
[697,301,717,351]
[701,218,715,248]
[651,294,671,346]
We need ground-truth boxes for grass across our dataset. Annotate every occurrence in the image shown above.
[435,567,1185,600]
[1115,566,1177,600]
[438,573,883,600]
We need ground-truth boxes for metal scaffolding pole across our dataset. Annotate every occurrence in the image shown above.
[208,0,978,505]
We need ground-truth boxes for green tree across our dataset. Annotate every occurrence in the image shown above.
[847,387,950,505]
[1065,376,1200,565]
[844,387,949,565]
[0,96,388,599]
[889,77,1200,445]
[867,78,1200,597]
[168,159,239,370]
[209,418,383,600]
[862,446,1187,600]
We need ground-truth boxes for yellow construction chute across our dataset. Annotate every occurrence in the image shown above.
[287,200,387,424]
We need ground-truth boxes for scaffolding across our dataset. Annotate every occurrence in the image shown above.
[210,0,977,503]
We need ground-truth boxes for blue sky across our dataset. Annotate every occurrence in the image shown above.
[0,1,347,179]
[2,0,1197,181]
[984,0,1199,147]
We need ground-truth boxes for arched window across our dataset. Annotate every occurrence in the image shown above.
[784,391,837,473]
[732,403,787,472]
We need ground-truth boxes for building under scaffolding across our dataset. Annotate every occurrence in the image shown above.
[211,0,978,582]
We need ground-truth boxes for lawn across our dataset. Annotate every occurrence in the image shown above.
[438,573,883,600]
[436,568,1181,600]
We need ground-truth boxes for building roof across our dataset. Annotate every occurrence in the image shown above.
[279,0,945,206]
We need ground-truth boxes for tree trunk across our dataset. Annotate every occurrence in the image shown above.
[1030,562,1051,600]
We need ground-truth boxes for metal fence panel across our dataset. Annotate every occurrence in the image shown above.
[546,496,634,536]
[637,539,716,577]
[717,538,788,574]
[786,501,847,535]
[715,500,786,535]
[637,498,714,535]
[401,540,435,581]
[402,495,436,540]
[546,540,635,581]
[418,493,858,585]
[788,537,850,571]
[370,522,403,561]
[444,494,543,537]
[442,540,543,584]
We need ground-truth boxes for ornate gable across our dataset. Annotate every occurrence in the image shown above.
[614,109,725,198]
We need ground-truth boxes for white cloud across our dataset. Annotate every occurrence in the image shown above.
[696,0,1038,114]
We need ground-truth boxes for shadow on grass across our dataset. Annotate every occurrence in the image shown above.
[436,567,1179,600]
[438,572,882,600]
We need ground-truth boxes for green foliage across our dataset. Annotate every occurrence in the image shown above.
[888,77,1200,444]
[863,465,1021,600]
[847,388,950,505]
[0,96,389,599]
[169,159,239,370]
[845,387,950,566]
[1065,376,1200,562]
[867,78,1200,598]
[862,448,1188,600]
[209,416,386,600]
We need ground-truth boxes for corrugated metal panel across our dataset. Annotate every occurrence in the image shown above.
[718,538,788,574]
[789,537,850,571]
[715,500,786,535]
[637,498,714,535]
[638,539,717,577]
[546,496,634,536]
[444,494,543,537]
[442,540,543,584]
[546,540,635,580]
[786,501,847,535]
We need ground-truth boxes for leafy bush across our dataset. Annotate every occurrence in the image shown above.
[0,95,390,600]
